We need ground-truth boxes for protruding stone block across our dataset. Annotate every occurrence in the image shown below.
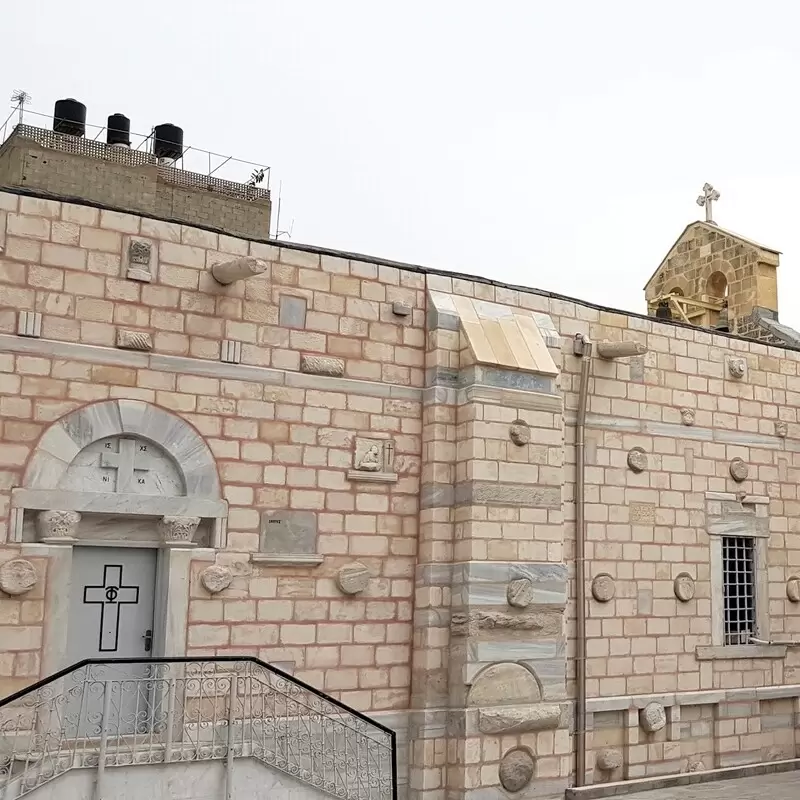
[300,355,345,377]
[116,329,153,351]
[478,703,561,734]
[211,256,268,285]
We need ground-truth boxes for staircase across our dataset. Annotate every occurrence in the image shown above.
[0,657,396,800]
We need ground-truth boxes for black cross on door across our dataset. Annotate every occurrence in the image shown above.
[83,565,140,652]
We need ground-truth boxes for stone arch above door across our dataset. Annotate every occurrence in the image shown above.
[11,400,226,544]
[25,400,220,495]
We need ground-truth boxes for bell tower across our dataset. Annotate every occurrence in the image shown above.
[644,184,786,343]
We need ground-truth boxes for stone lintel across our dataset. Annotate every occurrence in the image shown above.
[12,488,227,519]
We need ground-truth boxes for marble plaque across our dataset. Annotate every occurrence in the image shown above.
[260,510,317,555]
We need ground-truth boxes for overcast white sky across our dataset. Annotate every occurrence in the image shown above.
[3,1,800,324]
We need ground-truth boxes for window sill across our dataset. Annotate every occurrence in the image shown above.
[695,644,787,660]
[250,554,324,567]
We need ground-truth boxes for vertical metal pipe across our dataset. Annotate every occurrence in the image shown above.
[574,337,593,787]
[94,681,113,800]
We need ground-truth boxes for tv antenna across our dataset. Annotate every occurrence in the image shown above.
[10,90,31,126]
[274,181,294,240]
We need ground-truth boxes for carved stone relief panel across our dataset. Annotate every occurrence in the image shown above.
[57,436,183,496]
[347,437,397,483]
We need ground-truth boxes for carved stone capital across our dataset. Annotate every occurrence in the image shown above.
[159,516,200,545]
[211,257,268,285]
[37,510,81,541]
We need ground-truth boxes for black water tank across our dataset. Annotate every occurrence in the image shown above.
[153,123,183,160]
[53,98,86,137]
[107,114,131,146]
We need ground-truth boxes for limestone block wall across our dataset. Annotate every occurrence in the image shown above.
[3,185,800,796]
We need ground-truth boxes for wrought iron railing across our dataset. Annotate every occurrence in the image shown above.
[0,657,396,800]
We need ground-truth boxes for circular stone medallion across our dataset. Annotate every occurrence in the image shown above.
[499,748,535,793]
[591,573,616,603]
[680,408,695,427]
[200,565,233,594]
[775,420,788,438]
[627,447,648,474]
[506,577,535,609]
[787,576,800,603]
[673,573,695,602]
[639,702,667,733]
[509,420,531,447]
[0,559,38,596]
[336,562,371,595]
[729,458,749,483]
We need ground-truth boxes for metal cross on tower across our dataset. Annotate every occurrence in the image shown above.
[696,182,721,225]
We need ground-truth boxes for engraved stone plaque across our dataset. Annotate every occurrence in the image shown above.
[260,510,317,556]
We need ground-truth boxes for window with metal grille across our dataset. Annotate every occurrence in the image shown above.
[723,536,757,645]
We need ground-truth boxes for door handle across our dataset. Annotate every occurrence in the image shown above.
[142,629,153,653]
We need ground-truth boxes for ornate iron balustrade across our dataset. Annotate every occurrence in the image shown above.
[0,657,396,800]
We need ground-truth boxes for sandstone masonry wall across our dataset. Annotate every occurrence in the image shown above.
[2,188,800,795]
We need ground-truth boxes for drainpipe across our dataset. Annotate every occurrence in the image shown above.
[573,334,592,788]
[573,336,647,787]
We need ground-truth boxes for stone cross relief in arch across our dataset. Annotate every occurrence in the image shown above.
[11,399,226,545]
[58,435,184,496]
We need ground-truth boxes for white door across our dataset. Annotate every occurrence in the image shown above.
[67,547,157,736]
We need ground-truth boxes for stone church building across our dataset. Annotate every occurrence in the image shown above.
[1,120,800,800]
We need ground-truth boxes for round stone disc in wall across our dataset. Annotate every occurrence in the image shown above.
[498,748,535,793]
[673,573,695,603]
[729,458,749,483]
[200,565,233,594]
[506,578,535,608]
[336,562,371,595]
[787,576,800,603]
[639,702,667,733]
[0,559,38,597]
[591,573,616,603]
[509,419,531,447]
[627,447,648,473]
